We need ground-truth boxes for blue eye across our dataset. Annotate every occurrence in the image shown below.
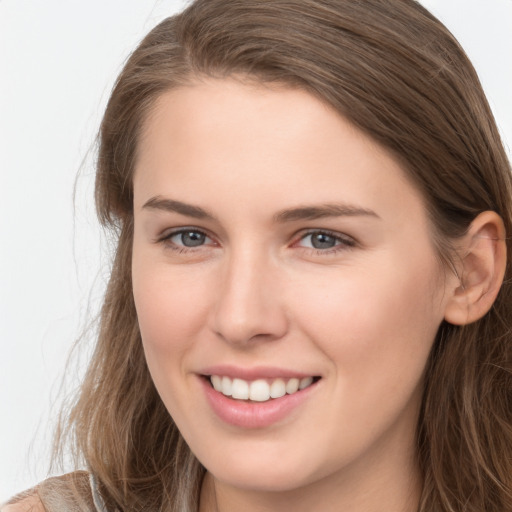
[305,232,338,249]
[168,229,209,248]
[298,231,355,251]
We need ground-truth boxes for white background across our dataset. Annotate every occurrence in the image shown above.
[1,0,511,502]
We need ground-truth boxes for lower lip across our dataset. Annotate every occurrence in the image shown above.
[200,377,318,429]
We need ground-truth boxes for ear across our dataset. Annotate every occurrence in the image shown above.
[444,211,507,326]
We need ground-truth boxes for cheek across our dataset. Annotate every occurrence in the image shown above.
[292,256,444,397]
[280,258,444,467]
[131,257,217,426]
[131,255,216,384]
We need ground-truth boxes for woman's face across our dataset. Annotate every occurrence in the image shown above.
[132,79,456,494]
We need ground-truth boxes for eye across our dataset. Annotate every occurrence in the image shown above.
[170,230,208,247]
[296,230,356,251]
[159,228,215,250]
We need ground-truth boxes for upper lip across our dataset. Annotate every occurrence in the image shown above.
[199,365,319,381]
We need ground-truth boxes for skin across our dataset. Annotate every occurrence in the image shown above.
[131,78,461,512]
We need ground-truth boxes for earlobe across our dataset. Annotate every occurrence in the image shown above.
[444,211,507,326]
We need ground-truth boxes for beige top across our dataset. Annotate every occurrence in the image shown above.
[2,472,108,512]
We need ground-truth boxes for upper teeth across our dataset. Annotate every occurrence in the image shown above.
[210,375,314,402]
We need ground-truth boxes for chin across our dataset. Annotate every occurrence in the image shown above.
[197,444,329,493]
[211,465,314,493]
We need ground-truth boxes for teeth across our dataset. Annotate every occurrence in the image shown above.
[211,375,222,392]
[232,378,249,399]
[210,375,316,402]
[299,376,313,390]
[249,379,270,402]
[221,376,233,396]
[285,378,299,394]
[269,379,286,398]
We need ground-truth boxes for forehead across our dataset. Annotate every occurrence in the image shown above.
[133,78,427,229]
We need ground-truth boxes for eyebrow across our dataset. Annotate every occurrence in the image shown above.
[142,196,217,220]
[142,196,380,223]
[273,203,380,223]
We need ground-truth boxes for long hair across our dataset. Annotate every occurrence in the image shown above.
[55,1,512,510]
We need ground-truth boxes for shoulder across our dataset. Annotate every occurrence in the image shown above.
[2,471,98,512]
[1,494,46,512]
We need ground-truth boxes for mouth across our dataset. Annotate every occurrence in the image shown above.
[203,375,321,403]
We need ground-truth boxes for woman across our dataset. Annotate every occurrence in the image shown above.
[4,0,511,510]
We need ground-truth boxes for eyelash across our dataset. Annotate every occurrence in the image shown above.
[295,229,356,255]
[158,228,214,253]
[157,228,357,255]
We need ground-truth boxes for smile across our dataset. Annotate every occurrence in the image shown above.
[209,375,317,402]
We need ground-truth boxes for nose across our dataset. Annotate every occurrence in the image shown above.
[209,248,289,346]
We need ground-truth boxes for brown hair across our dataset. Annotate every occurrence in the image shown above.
[55,1,512,510]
